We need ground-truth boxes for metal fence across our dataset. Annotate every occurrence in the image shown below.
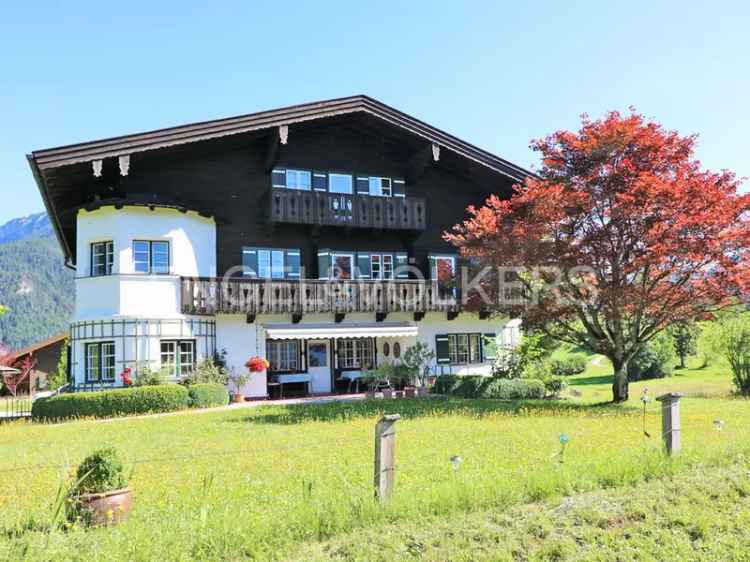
[0,394,33,420]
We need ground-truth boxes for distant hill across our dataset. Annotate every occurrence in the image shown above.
[0,212,53,244]
[0,213,74,350]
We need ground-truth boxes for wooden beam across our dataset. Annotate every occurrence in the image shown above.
[334,313,345,323]
[413,311,425,322]
[118,154,130,176]
[447,311,459,321]
[407,142,440,184]
[246,313,256,324]
[92,159,103,178]
[376,312,388,323]
[292,313,302,324]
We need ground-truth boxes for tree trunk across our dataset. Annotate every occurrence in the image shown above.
[611,357,629,402]
[679,353,686,369]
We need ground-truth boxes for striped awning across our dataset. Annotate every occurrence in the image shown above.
[263,321,418,340]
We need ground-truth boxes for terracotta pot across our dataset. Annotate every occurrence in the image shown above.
[233,393,245,403]
[417,386,430,397]
[405,386,417,398]
[73,488,133,526]
[382,389,393,399]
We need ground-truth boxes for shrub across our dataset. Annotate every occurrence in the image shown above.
[71,445,129,495]
[543,376,568,396]
[548,356,587,377]
[186,358,229,385]
[716,313,750,396]
[188,383,229,408]
[490,347,524,379]
[134,364,170,386]
[433,375,545,400]
[32,384,189,420]
[628,333,676,381]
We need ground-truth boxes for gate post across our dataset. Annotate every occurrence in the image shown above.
[656,393,682,455]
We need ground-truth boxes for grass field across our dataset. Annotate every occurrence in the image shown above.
[0,360,747,561]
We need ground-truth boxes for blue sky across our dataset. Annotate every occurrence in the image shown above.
[1,1,748,224]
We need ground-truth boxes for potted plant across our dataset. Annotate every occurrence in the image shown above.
[229,369,250,403]
[68,445,132,526]
[360,369,381,399]
[392,363,416,397]
[402,342,436,397]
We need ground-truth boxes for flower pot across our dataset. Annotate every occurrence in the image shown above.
[365,389,376,399]
[382,388,393,399]
[72,487,133,526]
[405,386,417,398]
[233,393,245,403]
[417,386,430,397]
[395,390,405,399]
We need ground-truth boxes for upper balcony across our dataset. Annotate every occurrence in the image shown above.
[269,188,427,231]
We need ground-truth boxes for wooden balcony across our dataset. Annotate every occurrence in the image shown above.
[269,188,427,230]
[181,277,459,317]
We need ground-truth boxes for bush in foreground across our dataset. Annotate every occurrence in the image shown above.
[188,383,230,408]
[32,384,189,421]
[433,375,545,400]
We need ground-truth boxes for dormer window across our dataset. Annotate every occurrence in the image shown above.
[133,240,170,274]
[90,241,114,276]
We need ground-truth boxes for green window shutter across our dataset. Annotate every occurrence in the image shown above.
[312,171,327,191]
[482,333,497,361]
[272,168,286,188]
[395,253,409,279]
[435,335,451,364]
[286,250,301,278]
[357,253,371,279]
[355,176,370,195]
[317,250,331,279]
[242,248,258,277]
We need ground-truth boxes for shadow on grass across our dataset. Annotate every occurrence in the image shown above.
[228,396,629,426]
[569,375,613,387]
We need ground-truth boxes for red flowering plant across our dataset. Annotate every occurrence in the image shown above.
[245,356,270,373]
[120,367,133,387]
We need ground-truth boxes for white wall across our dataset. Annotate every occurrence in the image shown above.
[74,206,216,321]
[214,311,521,397]
[76,206,216,277]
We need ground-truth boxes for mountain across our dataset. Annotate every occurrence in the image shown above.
[0,212,53,244]
[0,213,74,350]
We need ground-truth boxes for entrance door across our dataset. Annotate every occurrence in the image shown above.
[307,340,331,394]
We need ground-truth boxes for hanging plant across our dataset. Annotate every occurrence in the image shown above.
[245,356,270,373]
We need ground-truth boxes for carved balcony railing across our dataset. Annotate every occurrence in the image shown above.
[181,278,459,316]
[269,188,427,230]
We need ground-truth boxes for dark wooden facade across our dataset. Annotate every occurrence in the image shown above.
[29,97,529,281]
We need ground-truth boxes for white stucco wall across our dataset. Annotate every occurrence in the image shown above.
[74,206,216,321]
[214,311,521,397]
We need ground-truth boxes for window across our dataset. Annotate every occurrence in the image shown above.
[91,241,114,276]
[267,340,300,372]
[243,247,301,278]
[368,177,392,197]
[370,253,395,280]
[431,255,457,297]
[332,253,354,280]
[85,341,116,382]
[286,169,312,191]
[328,173,353,194]
[133,241,170,274]
[160,340,195,378]
[337,338,374,369]
[447,334,483,365]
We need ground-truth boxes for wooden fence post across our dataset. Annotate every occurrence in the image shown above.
[656,392,682,455]
[374,414,400,501]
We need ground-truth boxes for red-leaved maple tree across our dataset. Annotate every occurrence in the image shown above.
[446,110,750,402]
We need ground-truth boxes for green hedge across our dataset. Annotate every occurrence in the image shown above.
[188,383,229,408]
[433,375,546,400]
[32,385,190,421]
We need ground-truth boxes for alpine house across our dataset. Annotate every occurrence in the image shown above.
[27,96,529,398]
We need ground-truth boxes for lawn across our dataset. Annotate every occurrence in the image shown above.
[0,364,747,561]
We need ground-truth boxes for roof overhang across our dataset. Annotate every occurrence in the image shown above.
[263,321,419,340]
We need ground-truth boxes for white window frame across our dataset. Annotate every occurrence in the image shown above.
[160,340,195,378]
[447,333,483,365]
[285,169,312,191]
[85,341,116,382]
[368,177,392,197]
[337,338,374,370]
[267,340,300,372]
[133,240,170,274]
[328,173,353,194]
[91,241,114,277]
[370,253,394,280]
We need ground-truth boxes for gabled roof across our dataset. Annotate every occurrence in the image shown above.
[28,95,532,181]
[12,332,66,360]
